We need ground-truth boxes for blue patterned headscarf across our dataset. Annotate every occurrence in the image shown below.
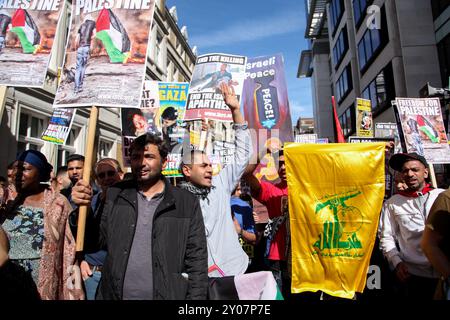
[16,150,53,182]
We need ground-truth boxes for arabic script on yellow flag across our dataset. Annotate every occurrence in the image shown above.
[285,143,385,299]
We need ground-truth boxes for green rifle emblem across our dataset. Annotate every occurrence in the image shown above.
[313,191,363,251]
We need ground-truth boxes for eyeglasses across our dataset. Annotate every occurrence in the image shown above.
[97,170,116,179]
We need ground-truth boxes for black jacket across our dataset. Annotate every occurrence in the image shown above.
[95,178,207,300]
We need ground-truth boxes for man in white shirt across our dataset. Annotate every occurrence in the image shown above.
[379,152,444,299]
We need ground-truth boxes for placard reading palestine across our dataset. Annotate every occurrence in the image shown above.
[0,1,64,87]
[394,97,450,164]
[53,0,155,108]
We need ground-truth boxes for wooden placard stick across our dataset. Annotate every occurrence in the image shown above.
[0,86,7,122]
[76,106,99,252]
[428,163,438,189]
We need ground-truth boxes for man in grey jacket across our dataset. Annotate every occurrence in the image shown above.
[181,82,252,278]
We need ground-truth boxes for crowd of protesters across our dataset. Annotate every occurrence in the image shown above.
[0,84,448,300]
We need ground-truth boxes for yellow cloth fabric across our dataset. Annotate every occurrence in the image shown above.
[285,143,385,299]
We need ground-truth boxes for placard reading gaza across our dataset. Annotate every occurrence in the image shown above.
[53,0,155,108]
[0,0,64,87]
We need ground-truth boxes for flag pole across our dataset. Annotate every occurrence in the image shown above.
[76,106,99,252]
[199,117,208,151]
[0,86,7,122]
[428,164,438,189]
[332,96,345,143]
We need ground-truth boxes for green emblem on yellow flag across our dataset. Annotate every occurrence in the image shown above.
[285,143,385,299]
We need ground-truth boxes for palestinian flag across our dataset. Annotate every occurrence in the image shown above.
[11,9,40,54]
[417,115,439,143]
[95,9,131,64]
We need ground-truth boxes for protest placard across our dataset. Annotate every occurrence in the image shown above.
[185,53,246,121]
[242,54,293,183]
[41,108,76,144]
[394,97,450,163]
[54,1,155,108]
[0,2,64,87]
[159,82,189,177]
[356,98,373,137]
[375,122,402,153]
[295,134,318,144]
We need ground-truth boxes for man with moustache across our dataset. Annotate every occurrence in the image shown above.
[379,152,444,299]
[71,134,207,300]
[180,82,252,280]
[61,154,86,207]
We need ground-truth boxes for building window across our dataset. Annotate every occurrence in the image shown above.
[176,38,183,55]
[361,63,395,115]
[332,26,349,69]
[57,127,80,168]
[357,6,387,72]
[336,64,353,103]
[17,109,46,154]
[431,0,450,20]
[329,0,345,36]
[358,28,381,71]
[167,59,174,81]
[339,113,347,135]
[353,0,374,28]
[98,139,113,159]
[437,33,450,89]
[339,106,355,137]
[155,32,163,67]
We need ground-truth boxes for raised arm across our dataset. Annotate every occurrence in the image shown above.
[217,82,252,192]
[220,82,244,124]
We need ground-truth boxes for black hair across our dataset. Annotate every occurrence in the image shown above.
[161,107,178,121]
[180,149,207,173]
[127,108,144,121]
[56,165,68,177]
[127,109,145,135]
[7,161,16,170]
[240,193,253,208]
[67,154,85,164]
[123,172,134,181]
[0,176,6,183]
[129,133,169,160]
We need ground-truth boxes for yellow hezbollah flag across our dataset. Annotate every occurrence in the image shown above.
[285,143,385,299]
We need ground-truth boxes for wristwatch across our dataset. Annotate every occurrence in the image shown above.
[232,122,248,130]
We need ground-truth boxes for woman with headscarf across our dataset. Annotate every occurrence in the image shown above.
[0,150,83,300]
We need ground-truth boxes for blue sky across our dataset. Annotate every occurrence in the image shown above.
[166,0,313,124]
